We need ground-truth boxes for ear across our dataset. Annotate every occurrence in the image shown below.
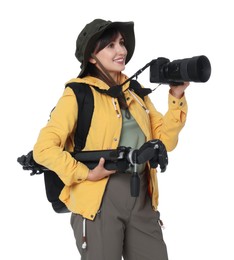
[89,56,96,64]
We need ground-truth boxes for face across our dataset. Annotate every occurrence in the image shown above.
[89,32,127,80]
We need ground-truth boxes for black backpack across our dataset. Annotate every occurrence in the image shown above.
[44,82,94,213]
[18,80,148,213]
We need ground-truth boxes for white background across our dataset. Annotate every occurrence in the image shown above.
[1,0,233,259]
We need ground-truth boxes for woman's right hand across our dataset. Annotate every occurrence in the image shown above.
[87,157,116,181]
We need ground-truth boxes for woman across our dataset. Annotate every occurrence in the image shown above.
[33,19,189,260]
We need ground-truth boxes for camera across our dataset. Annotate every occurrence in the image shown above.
[150,55,211,85]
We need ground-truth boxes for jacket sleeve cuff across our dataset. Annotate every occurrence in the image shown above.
[168,93,188,123]
[74,162,89,183]
[168,93,187,112]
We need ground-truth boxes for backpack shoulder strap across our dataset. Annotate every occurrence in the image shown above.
[65,83,94,152]
[129,80,152,99]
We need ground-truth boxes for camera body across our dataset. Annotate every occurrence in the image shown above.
[150,55,211,85]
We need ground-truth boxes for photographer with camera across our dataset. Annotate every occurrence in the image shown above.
[33,19,189,260]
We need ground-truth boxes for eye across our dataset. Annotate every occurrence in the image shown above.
[120,40,125,46]
[107,42,115,48]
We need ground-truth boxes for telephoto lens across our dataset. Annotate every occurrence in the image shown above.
[150,55,211,84]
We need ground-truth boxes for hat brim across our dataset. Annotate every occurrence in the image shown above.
[79,21,135,77]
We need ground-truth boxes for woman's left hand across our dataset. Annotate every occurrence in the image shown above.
[169,82,190,99]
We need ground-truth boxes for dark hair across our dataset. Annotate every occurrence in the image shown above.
[83,27,128,110]
[82,27,125,81]
[93,27,123,54]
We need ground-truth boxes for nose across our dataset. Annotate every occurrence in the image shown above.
[116,43,127,55]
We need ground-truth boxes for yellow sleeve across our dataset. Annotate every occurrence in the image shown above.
[33,87,89,186]
[145,92,188,152]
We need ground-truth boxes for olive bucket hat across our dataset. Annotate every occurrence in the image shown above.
[75,19,135,77]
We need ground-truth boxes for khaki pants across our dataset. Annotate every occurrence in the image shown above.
[70,172,168,260]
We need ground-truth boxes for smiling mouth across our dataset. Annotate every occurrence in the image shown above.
[113,57,126,64]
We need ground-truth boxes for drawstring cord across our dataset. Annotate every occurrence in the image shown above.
[82,218,87,249]
[128,89,150,114]
[158,218,165,230]
[111,90,150,118]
